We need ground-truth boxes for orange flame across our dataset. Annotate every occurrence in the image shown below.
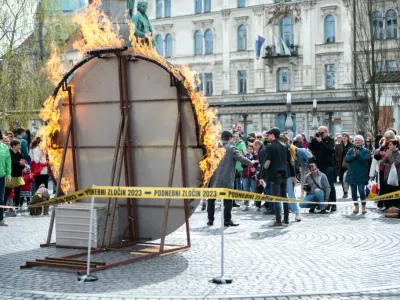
[71,0,124,55]
[46,43,65,86]
[128,21,225,186]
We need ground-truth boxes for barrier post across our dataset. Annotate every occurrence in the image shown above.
[212,199,232,284]
[78,186,98,282]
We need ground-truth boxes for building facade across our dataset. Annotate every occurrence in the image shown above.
[146,0,363,137]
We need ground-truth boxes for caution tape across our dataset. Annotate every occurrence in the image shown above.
[0,205,17,209]
[28,185,400,208]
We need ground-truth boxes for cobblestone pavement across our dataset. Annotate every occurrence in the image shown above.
[0,184,399,300]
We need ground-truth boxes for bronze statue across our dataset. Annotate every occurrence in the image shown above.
[126,0,157,47]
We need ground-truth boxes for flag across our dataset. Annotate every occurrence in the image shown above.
[280,37,291,56]
[255,35,265,59]
[274,35,284,56]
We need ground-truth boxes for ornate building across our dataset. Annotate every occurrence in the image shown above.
[147,0,360,137]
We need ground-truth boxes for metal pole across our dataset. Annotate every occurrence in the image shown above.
[211,199,232,284]
[78,187,98,282]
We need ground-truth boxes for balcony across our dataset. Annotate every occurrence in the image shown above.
[262,44,299,59]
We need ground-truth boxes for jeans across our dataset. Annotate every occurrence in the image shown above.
[207,199,233,222]
[0,176,6,221]
[271,177,289,223]
[319,166,336,207]
[243,177,258,206]
[287,177,300,213]
[300,189,325,210]
[233,176,242,206]
[350,184,366,206]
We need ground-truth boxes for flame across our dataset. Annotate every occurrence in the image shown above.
[46,43,65,86]
[71,0,124,55]
[128,21,225,186]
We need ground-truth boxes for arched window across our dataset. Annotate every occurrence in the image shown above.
[386,9,397,39]
[204,0,211,13]
[237,25,247,51]
[156,0,163,18]
[164,0,171,17]
[194,30,203,55]
[164,34,173,58]
[195,0,202,13]
[280,17,294,46]
[155,34,163,56]
[324,15,335,43]
[277,68,290,92]
[373,11,383,40]
[204,29,213,54]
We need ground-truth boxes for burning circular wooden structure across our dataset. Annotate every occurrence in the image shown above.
[49,47,204,249]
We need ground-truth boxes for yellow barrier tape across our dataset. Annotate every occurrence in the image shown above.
[28,186,400,208]
[0,205,17,209]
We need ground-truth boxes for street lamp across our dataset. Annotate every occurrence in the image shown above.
[312,99,318,133]
[285,93,293,139]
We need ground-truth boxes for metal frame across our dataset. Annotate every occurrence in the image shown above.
[26,51,192,273]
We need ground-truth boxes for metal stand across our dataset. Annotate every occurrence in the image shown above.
[78,190,98,282]
[211,199,232,284]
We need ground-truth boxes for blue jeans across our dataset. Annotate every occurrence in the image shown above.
[300,189,325,210]
[287,177,300,213]
[351,184,366,206]
[0,176,6,221]
[243,178,258,206]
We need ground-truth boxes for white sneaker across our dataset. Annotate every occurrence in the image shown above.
[295,213,302,222]
[0,220,8,226]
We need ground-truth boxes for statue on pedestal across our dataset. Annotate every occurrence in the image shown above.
[126,0,157,46]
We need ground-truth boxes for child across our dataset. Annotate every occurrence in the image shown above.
[20,165,34,210]
[29,184,50,216]
[4,140,25,214]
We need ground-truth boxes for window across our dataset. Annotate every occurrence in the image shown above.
[238,0,246,8]
[194,30,203,55]
[324,15,335,43]
[195,73,203,92]
[155,35,164,56]
[164,34,173,58]
[376,60,384,72]
[280,17,294,46]
[156,0,163,18]
[238,70,247,94]
[164,0,171,17]
[195,0,202,13]
[204,0,211,13]
[387,60,397,72]
[325,64,335,89]
[386,9,397,39]
[204,29,213,54]
[237,25,247,51]
[205,73,213,96]
[373,11,383,40]
[277,68,290,92]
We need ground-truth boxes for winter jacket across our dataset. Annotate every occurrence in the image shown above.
[235,140,247,172]
[308,136,335,167]
[259,139,294,182]
[374,143,389,171]
[242,152,258,178]
[345,147,370,185]
[296,148,312,167]
[0,143,11,179]
[10,150,25,177]
[21,169,34,192]
[208,141,253,189]
[380,149,400,183]
[32,147,48,176]
[304,170,331,200]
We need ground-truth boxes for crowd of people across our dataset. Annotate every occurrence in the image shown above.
[206,123,400,227]
[0,128,49,227]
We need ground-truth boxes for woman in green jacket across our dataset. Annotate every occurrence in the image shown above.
[233,132,247,207]
[0,132,12,226]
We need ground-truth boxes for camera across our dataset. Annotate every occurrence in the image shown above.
[303,183,312,193]
[354,146,361,150]
[315,132,323,138]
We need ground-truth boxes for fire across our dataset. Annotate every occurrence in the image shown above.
[71,0,124,55]
[128,21,225,186]
[37,0,224,195]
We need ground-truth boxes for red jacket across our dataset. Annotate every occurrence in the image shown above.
[21,171,34,191]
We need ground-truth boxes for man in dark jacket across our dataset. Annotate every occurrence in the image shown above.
[259,128,294,227]
[207,131,254,227]
[308,126,337,211]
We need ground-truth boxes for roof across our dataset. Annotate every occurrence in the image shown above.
[367,72,400,84]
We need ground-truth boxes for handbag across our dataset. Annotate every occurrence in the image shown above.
[341,159,348,169]
[387,163,399,186]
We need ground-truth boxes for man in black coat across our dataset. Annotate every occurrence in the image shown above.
[259,128,294,227]
[308,126,337,211]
